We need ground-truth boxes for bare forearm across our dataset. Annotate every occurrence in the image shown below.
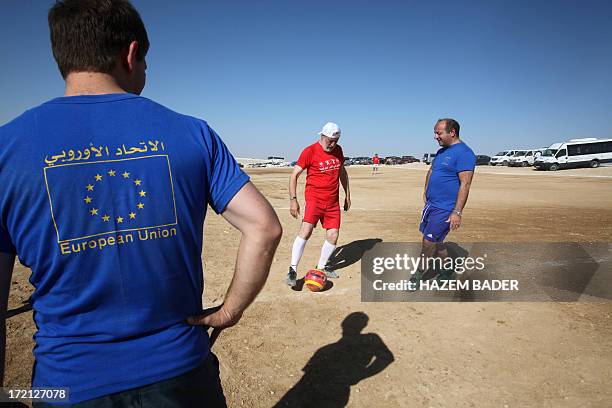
[340,174,350,198]
[222,226,281,319]
[340,167,350,197]
[454,182,471,211]
[289,175,298,199]
[424,169,432,194]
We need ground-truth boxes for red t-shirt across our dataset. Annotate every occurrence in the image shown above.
[297,142,344,204]
[373,156,380,164]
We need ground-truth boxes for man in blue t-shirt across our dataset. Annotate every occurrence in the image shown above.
[411,118,476,286]
[0,0,282,405]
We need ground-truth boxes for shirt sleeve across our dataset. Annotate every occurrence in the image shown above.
[205,125,250,214]
[296,146,312,169]
[0,225,16,254]
[456,149,477,173]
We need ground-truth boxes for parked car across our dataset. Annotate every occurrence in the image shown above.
[267,156,285,164]
[384,156,402,165]
[489,150,517,166]
[422,153,436,165]
[507,149,545,167]
[401,155,420,163]
[351,156,372,165]
[475,155,491,165]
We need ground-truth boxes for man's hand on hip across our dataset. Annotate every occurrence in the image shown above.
[188,304,240,347]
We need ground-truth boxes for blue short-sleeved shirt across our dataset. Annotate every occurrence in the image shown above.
[0,93,249,403]
[426,142,476,211]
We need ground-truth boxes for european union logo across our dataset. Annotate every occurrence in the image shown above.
[44,155,177,242]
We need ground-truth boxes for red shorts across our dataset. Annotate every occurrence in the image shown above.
[303,200,341,229]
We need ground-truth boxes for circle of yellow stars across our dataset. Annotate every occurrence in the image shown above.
[84,169,146,224]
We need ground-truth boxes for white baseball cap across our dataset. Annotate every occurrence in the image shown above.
[318,122,341,139]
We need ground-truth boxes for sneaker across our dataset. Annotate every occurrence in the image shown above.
[287,267,297,287]
[407,270,424,292]
[317,266,339,279]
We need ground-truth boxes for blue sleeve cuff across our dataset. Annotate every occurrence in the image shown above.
[210,173,250,214]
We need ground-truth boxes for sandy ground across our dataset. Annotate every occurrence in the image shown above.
[5,163,612,407]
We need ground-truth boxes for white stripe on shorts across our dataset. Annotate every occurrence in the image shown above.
[420,204,430,224]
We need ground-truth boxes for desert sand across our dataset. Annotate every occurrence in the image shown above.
[5,163,612,407]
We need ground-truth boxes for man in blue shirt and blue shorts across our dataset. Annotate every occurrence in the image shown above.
[411,118,476,286]
[0,1,282,406]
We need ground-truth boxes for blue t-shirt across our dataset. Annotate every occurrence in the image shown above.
[0,93,249,403]
[426,142,476,211]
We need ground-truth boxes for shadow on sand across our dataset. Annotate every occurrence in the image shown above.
[274,312,394,408]
[7,299,32,318]
[326,239,383,272]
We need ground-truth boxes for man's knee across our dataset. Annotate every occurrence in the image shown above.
[326,229,339,244]
[421,237,437,255]
[298,222,314,240]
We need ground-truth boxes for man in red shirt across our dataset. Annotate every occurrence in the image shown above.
[287,122,351,287]
[372,153,380,174]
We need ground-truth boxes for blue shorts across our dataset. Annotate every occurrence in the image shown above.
[419,204,452,243]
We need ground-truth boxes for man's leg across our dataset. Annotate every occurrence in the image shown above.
[408,236,438,290]
[316,228,339,278]
[410,206,451,289]
[420,236,438,258]
[434,243,456,281]
[318,202,341,278]
[288,221,315,287]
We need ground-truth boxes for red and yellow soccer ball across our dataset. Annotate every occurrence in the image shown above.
[304,269,327,292]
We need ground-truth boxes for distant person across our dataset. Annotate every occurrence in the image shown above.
[372,153,380,174]
[287,122,351,287]
[412,118,476,285]
[0,0,282,405]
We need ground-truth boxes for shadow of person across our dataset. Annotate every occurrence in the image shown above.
[440,241,469,260]
[326,239,383,272]
[274,312,394,408]
[437,242,478,301]
[6,299,32,318]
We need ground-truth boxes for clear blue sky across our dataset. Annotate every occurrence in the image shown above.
[1,0,611,159]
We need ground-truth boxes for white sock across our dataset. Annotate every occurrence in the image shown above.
[291,236,308,269]
[317,240,336,269]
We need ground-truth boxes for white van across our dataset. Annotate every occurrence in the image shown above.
[507,149,545,167]
[489,150,517,166]
[267,156,285,164]
[534,138,612,171]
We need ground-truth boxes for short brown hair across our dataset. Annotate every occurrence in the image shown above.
[436,118,460,137]
[48,0,149,78]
